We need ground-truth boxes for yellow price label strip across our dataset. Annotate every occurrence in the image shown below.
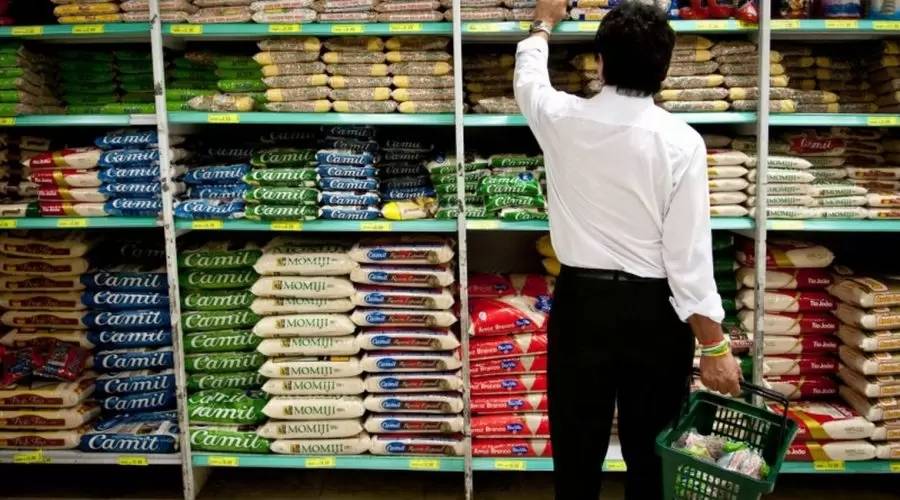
[207,455,239,467]
[814,460,845,472]
[0,219,17,228]
[11,26,43,36]
[72,24,105,34]
[207,113,240,124]
[191,220,224,230]
[305,456,336,468]
[409,458,440,470]
[577,22,600,32]
[389,23,423,32]
[695,20,729,30]
[13,451,50,464]
[769,220,805,231]
[466,23,499,32]
[890,462,900,472]
[171,24,203,35]
[518,21,531,31]
[868,115,899,126]
[57,218,88,228]
[873,20,900,31]
[468,220,500,230]
[270,221,302,231]
[268,24,301,33]
[359,221,392,231]
[494,459,526,471]
[825,19,858,29]
[605,460,627,471]
[0,117,15,126]
[117,456,149,466]
[331,24,364,34]
[771,19,800,30]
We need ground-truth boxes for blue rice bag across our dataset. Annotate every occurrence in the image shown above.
[381,186,436,201]
[174,199,244,219]
[95,369,177,396]
[98,166,162,184]
[187,184,248,200]
[316,165,377,178]
[382,150,430,162]
[81,264,167,292]
[82,290,169,310]
[98,148,161,168]
[320,137,380,154]
[204,146,255,162]
[79,410,179,454]
[99,181,165,199]
[101,389,177,414]
[183,164,251,185]
[321,125,375,140]
[380,163,427,178]
[318,177,379,191]
[319,205,381,220]
[83,309,171,331]
[381,176,431,189]
[382,138,433,152]
[93,347,175,372]
[87,329,173,350]
[95,129,159,150]
[319,190,381,206]
[103,198,162,216]
[316,149,374,167]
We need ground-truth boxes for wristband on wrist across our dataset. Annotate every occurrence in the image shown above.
[700,338,730,357]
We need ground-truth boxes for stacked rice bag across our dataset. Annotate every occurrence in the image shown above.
[174,138,253,220]
[0,43,61,117]
[256,37,329,113]
[315,0,377,23]
[314,147,380,220]
[250,0,316,23]
[51,0,123,24]
[322,37,393,113]
[572,51,602,97]
[375,0,444,22]
[429,154,488,220]
[189,0,253,23]
[0,134,48,218]
[377,133,438,219]
[872,40,900,113]
[186,52,263,112]
[446,0,509,21]
[350,237,464,456]
[252,237,365,455]
[181,240,268,454]
[244,146,319,221]
[481,154,546,221]
[658,36,729,113]
[777,41,876,114]
[867,134,900,220]
[830,271,900,461]
[464,52,517,115]
[387,37,454,114]
[166,54,219,112]
[121,0,198,22]
[59,48,155,115]
[0,232,98,451]
[705,142,750,218]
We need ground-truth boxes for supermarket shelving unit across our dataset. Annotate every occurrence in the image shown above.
[0,1,899,499]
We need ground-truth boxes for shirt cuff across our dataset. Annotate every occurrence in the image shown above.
[517,35,548,55]
[669,292,726,324]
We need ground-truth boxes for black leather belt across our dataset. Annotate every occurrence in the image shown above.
[561,264,666,283]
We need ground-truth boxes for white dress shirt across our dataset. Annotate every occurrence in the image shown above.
[514,36,725,323]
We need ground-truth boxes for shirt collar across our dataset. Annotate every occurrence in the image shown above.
[595,85,654,103]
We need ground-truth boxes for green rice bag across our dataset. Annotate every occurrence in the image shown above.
[174,58,214,69]
[478,174,542,196]
[188,372,266,392]
[190,425,271,453]
[250,148,317,168]
[216,69,262,80]
[499,207,548,221]
[184,329,261,353]
[182,309,261,334]
[431,170,490,185]
[185,351,267,374]
[716,277,738,293]
[66,105,106,114]
[218,79,267,93]
[62,82,118,95]
[120,93,154,104]
[714,257,736,275]
[712,232,734,251]
[435,181,480,195]
[0,68,26,79]
[182,289,256,311]
[243,168,317,187]
[484,194,546,212]
[0,90,29,103]
[170,80,219,91]
[64,94,119,105]
[243,204,318,221]
[117,61,155,75]
[179,244,262,270]
[187,389,267,425]
[180,268,259,290]
[435,205,488,219]
[172,69,217,81]
[120,81,153,93]
[0,103,31,116]
[244,187,319,205]
[100,103,156,114]
[214,57,259,70]
[59,50,114,62]
[438,193,483,207]
[489,154,543,168]
[114,50,152,62]
[167,101,193,111]
[722,297,737,314]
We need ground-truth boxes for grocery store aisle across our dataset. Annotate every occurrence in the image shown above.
[2,466,899,500]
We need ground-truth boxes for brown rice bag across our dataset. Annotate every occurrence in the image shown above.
[263,101,332,112]
[123,10,191,21]
[317,12,378,22]
[385,37,449,52]
[58,14,123,23]
[251,9,317,23]
[729,87,795,100]
[816,69,854,81]
[508,8,536,21]
[389,62,452,76]
[820,80,871,92]
[710,205,749,217]
[397,101,454,113]
[314,0,377,9]
[465,70,514,83]
[445,7,509,20]
[782,57,816,69]
[262,62,327,77]
[392,88,453,102]
[656,88,728,101]
[837,91,877,103]
[329,88,392,101]
[789,79,817,91]
[329,76,392,89]
[839,103,880,113]
[187,94,255,112]
[195,0,253,5]
[322,52,387,64]
[720,63,785,76]
[667,62,718,77]
[659,101,729,113]
[724,75,790,88]
[53,2,120,16]
[571,54,599,71]
[465,82,511,93]
[189,6,252,23]
[869,208,900,219]
[385,51,452,63]
[332,101,398,113]
[662,75,725,89]
[377,12,444,22]
[715,51,783,64]
[474,96,519,114]
[877,92,900,107]
[772,44,813,57]
[671,50,712,63]
[711,41,756,58]
[675,36,713,50]
[327,64,389,77]
[466,54,515,70]
[121,0,198,11]
[792,90,839,104]
[869,67,900,84]
[266,87,331,102]
[257,37,322,52]
[875,79,900,95]
[264,74,329,88]
[254,52,321,65]
[393,75,454,88]
[816,58,856,70]
[376,0,440,11]
[324,37,384,53]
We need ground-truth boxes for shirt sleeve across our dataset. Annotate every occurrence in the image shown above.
[662,142,726,323]
[514,36,568,135]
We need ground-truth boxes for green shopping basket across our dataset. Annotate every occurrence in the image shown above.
[655,371,798,500]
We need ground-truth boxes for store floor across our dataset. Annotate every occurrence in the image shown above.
[2,466,899,499]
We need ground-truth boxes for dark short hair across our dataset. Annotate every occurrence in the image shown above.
[594,2,675,96]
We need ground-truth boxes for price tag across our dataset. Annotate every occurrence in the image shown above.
[0,219,17,228]
[890,462,900,472]
[207,113,240,124]
[0,117,15,126]
[873,21,900,31]
[605,460,627,471]
[270,221,302,231]
[468,220,500,230]
[359,221,392,231]
[577,22,599,32]
[11,26,43,36]
[13,451,49,464]
[389,23,423,32]
[207,455,239,467]
[814,460,845,472]
[868,115,899,126]
[695,20,729,30]
[769,220,805,230]
[268,24,301,33]
[331,25,364,34]
[409,458,440,470]
[771,19,800,30]
[494,459,526,471]
[171,24,203,35]
[191,220,223,230]
[825,19,858,29]
[466,23,499,33]
[305,456,336,468]
[73,25,105,34]
[117,456,149,466]
[735,20,756,29]
[518,21,531,31]
[57,218,88,228]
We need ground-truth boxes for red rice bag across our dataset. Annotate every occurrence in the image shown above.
[765,375,838,400]
[23,148,102,170]
[763,354,839,376]
[32,341,87,381]
[469,273,514,298]
[510,274,554,298]
[470,374,547,395]
[473,437,552,457]
[469,296,548,336]
[470,354,547,378]
[472,413,550,437]
[469,333,548,361]
[471,393,549,414]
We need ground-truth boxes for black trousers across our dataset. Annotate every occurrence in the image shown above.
[548,265,694,500]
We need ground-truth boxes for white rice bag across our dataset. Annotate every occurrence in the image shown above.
[778,400,874,441]
[252,314,356,338]
[839,346,900,375]
[253,250,358,276]
[357,328,459,351]
[838,364,900,398]
[257,335,360,356]
[364,414,463,434]
[364,373,463,393]
[349,266,455,288]
[735,267,832,290]
[350,309,458,328]
[363,393,463,413]
[834,304,900,331]
[360,351,461,373]
[839,385,900,422]
[256,418,363,439]
[262,377,365,396]
[270,433,371,454]
[349,237,454,264]
[827,276,900,308]
[787,440,875,461]
[352,286,455,309]
[251,297,355,315]
[263,395,365,420]
[369,434,463,455]
[258,356,362,379]
[251,276,355,299]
